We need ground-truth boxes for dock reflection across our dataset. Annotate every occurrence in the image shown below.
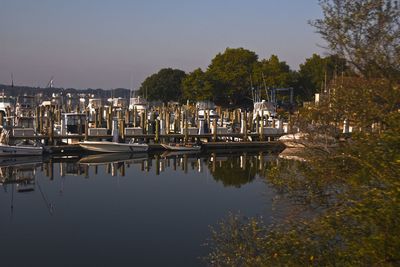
[0,151,280,191]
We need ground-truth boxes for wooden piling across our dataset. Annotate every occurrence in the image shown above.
[0,112,4,127]
[155,119,159,143]
[213,118,217,142]
[125,109,130,125]
[244,111,248,141]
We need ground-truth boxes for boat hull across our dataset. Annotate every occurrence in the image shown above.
[279,133,337,149]
[0,144,43,156]
[79,141,149,153]
[161,143,201,151]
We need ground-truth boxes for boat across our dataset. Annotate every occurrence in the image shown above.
[279,132,337,149]
[79,140,149,153]
[0,130,43,156]
[0,144,43,156]
[129,95,148,113]
[161,143,201,151]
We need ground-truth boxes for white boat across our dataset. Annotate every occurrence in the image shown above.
[161,143,201,151]
[0,130,43,156]
[79,141,149,153]
[129,96,148,113]
[279,132,337,149]
[0,143,43,156]
[253,100,277,120]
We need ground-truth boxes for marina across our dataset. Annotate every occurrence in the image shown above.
[2,0,396,265]
[0,90,291,155]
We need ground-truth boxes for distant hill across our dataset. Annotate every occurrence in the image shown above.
[0,84,132,99]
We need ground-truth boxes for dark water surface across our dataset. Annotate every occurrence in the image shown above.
[0,151,280,267]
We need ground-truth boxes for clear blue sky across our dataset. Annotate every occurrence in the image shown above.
[0,0,325,89]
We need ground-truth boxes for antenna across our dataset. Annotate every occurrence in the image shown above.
[261,73,270,102]
[250,75,254,102]
[11,73,14,88]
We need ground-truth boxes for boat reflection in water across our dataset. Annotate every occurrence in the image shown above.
[0,157,42,192]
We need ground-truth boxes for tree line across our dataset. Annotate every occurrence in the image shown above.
[138,50,349,107]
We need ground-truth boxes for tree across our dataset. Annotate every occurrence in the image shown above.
[181,68,214,102]
[252,55,296,103]
[138,68,186,103]
[255,55,293,88]
[297,53,348,100]
[311,0,400,81]
[207,47,259,107]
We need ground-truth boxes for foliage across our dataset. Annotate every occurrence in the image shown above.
[311,0,400,81]
[206,1,400,263]
[254,55,293,88]
[180,50,296,107]
[207,47,259,107]
[138,68,186,103]
[181,68,214,102]
[207,107,400,266]
[297,53,349,100]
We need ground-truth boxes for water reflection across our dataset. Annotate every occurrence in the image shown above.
[0,151,280,205]
[44,151,278,187]
[0,151,280,267]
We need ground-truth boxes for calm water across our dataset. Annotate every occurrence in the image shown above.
[0,151,281,267]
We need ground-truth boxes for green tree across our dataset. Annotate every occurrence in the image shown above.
[138,68,186,103]
[311,0,400,81]
[297,53,348,100]
[181,68,214,102]
[254,55,293,88]
[207,47,258,107]
[252,55,296,103]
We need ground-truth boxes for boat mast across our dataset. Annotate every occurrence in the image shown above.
[262,73,270,102]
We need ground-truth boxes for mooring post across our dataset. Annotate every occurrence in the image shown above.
[133,107,137,127]
[244,111,248,141]
[125,109,130,125]
[165,109,170,134]
[213,117,217,142]
[39,106,44,134]
[155,119,159,143]
[119,119,125,141]
[258,116,264,141]
[34,106,40,132]
[99,106,103,128]
[0,112,3,127]
[84,116,89,141]
[49,110,54,145]
[256,114,260,135]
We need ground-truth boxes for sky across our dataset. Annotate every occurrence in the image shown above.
[0,0,325,90]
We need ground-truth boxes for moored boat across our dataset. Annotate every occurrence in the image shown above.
[279,132,337,149]
[161,143,201,151]
[79,141,149,153]
[0,129,43,156]
[0,143,43,156]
